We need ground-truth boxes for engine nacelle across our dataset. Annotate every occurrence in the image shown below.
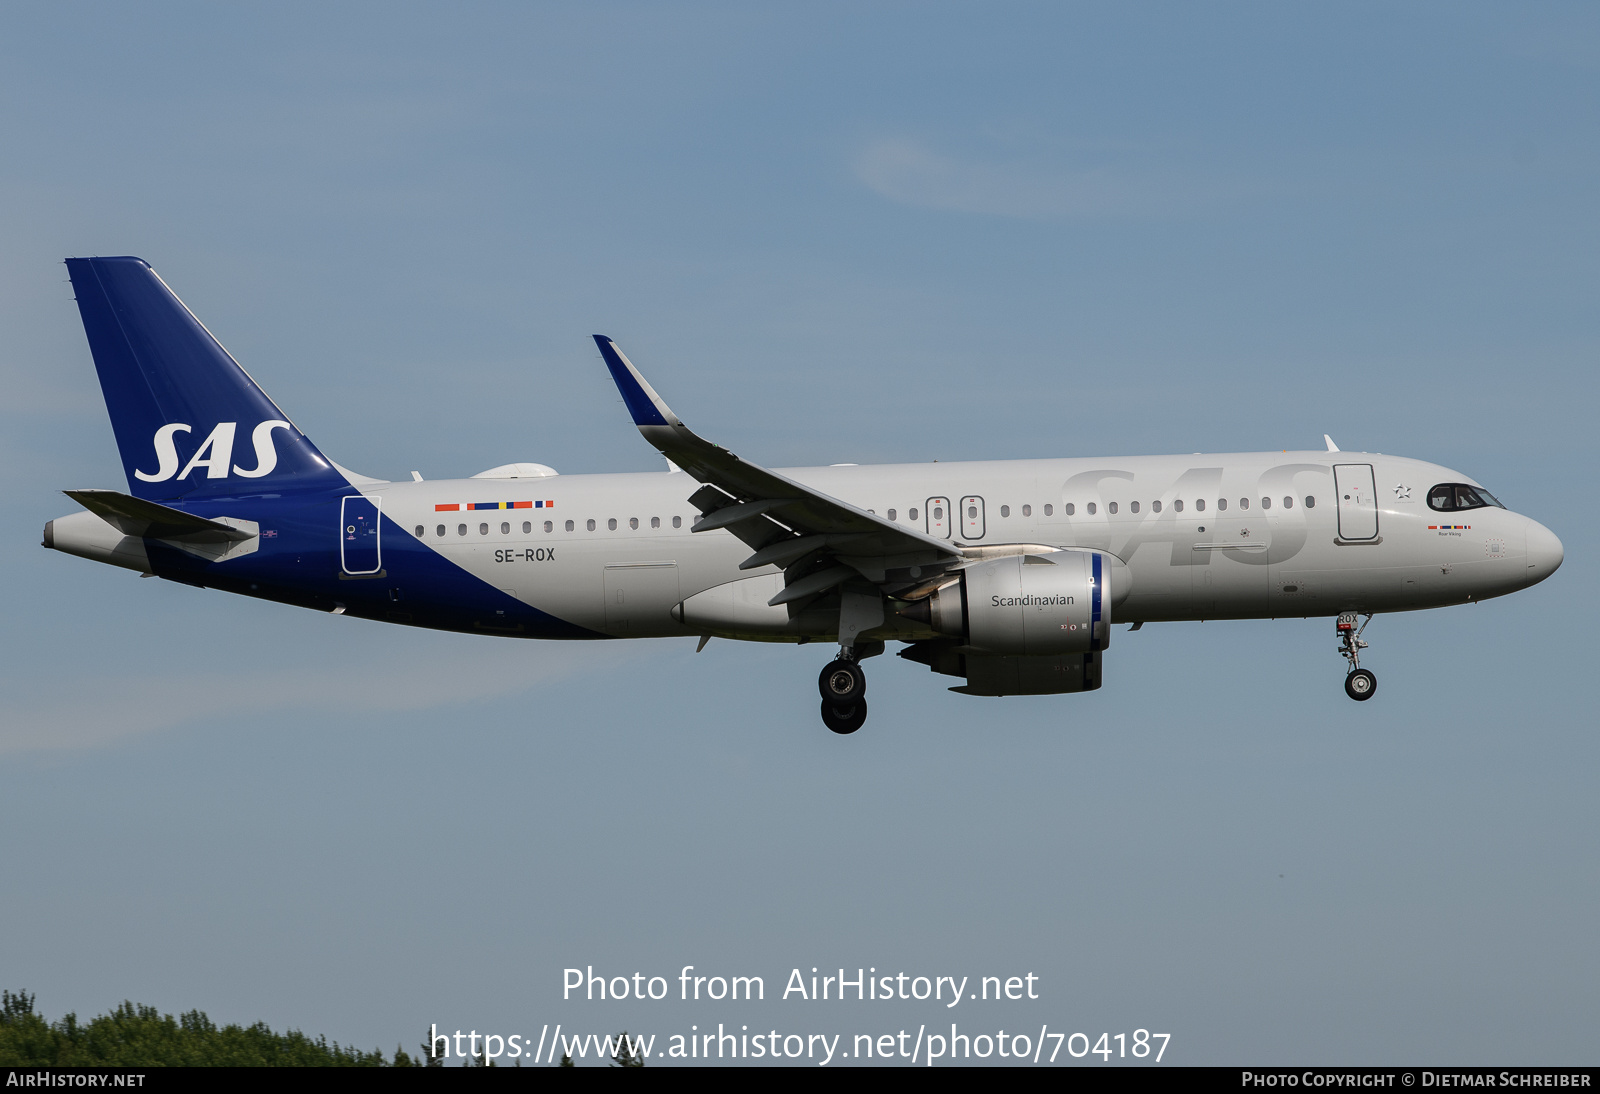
[910,549,1122,656]
[957,651,1102,696]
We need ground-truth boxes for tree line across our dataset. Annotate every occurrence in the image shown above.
[0,990,642,1067]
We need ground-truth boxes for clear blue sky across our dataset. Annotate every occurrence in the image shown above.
[2,2,1595,1064]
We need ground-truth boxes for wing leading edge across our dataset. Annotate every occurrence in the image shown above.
[592,336,963,609]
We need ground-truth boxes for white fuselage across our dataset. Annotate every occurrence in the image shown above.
[361,449,1560,640]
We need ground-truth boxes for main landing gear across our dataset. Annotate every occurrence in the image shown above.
[819,655,868,734]
[1337,611,1377,701]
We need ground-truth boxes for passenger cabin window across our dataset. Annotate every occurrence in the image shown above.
[479,523,489,535]
[1174,500,1183,513]
[565,520,575,531]
[522,521,532,533]
[1429,483,1502,511]
[1108,502,1118,514]
[909,507,919,522]
[1000,505,1010,517]
[1087,502,1097,515]
[1304,496,1315,508]
[458,524,467,536]
[630,517,639,530]
[501,521,511,534]
[1261,497,1271,509]
[587,519,596,531]
[1239,497,1249,510]
[1196,499,1206,512]
[544,521,553,532]
[414,525,424,536]
[1064,503,1075,516]
[1022,504,1032,517]
[1130,501,1140,514]
[888,509,897,521]
[1044,504,1053,516]
[436,524,446,537]
[672,516,682,528]
[651,516,660,528]
[1283,496,1294,509]
[607,518,617,531]
[1217,498,1227,511]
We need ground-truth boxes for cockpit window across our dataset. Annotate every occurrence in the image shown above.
[1428,483,1505,512]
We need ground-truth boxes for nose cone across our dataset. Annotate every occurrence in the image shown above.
[1525,520,1564,586]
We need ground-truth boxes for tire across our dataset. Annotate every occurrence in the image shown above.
[819,659,866,707]
[1344,668,1377,701]
[821,699,868,735]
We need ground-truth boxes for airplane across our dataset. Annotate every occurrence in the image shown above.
[44,257,1564,733]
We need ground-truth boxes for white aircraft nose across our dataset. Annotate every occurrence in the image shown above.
[1525,519,1564,585]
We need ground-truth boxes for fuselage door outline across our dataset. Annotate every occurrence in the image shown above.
[340,494,383,574]
[1333,463,1379,541]
[960,495,985,540]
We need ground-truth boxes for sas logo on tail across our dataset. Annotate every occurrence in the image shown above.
[135,421,294,482]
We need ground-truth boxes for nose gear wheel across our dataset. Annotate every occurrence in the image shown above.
[1344,669,1377,701]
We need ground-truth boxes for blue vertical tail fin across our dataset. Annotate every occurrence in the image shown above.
[65,256,346,501]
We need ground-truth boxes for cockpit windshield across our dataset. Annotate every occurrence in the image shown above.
[1428,483,1506,512]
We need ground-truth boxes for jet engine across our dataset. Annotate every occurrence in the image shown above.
[900,549,1122,656]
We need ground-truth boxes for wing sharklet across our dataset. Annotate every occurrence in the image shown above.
[592,335,962,564]
[594,336,679,428]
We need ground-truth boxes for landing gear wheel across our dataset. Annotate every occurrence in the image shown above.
[819,659,866,707]
[821,698,868,734]
[1344,669,1377,701]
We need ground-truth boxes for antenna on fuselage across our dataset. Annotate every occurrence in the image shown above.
[1324,434,1340,452]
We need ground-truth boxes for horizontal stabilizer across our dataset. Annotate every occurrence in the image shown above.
[64,489,253,541]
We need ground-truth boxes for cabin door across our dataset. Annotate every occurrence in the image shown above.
[1333,464,1379,541]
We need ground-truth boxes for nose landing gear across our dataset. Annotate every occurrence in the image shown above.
[1337,612,1377,701]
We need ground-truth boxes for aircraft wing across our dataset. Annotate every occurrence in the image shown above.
[594,336,963,602]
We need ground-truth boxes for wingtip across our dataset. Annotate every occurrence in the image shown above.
[593,335,672,428]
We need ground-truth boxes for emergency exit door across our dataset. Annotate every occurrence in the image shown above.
[925,497,951,539]
[960,496,985,539]
[1333,464,1379,541]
